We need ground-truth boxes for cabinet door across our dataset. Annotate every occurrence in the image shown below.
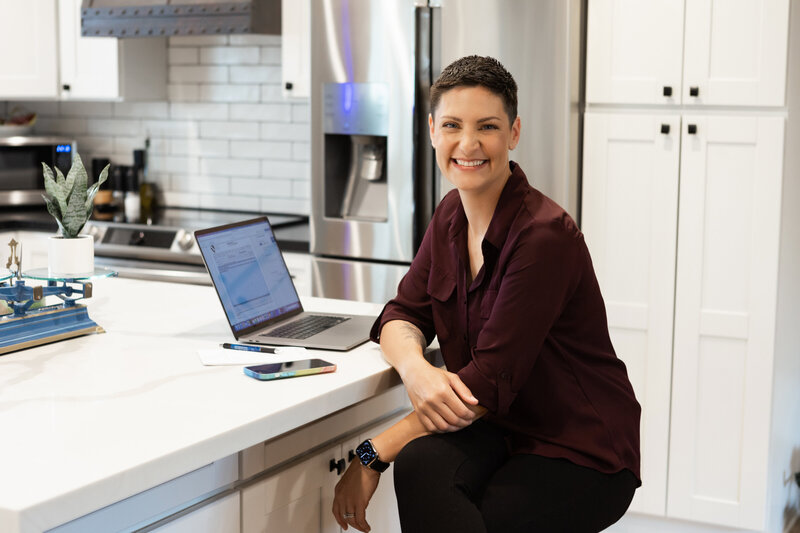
[0,0,58,98]
[58,0,120,100]
[242,443,341,533]
[668,115,784,529]
[585,0,683,104]
[152,493,240,533]
[581,112,680,516]
[682,0,790,107]
[282,0,310,98]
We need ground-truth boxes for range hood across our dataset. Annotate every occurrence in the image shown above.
[81,0,280,38]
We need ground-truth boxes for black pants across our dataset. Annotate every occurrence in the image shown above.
[393,420,638,533]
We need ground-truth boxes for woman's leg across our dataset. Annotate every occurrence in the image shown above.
[393,419,508,533]
[479,455,638,533]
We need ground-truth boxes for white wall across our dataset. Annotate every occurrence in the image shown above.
[2,34,310,215]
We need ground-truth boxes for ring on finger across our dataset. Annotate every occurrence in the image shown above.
[343,512,355,519]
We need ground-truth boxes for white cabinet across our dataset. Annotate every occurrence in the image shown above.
[581,112,680,516]
[668,116,784,529]
[586,0,790,106]
[58,0,167,101]
[152,493,241,533]
[0,0,166,101]
[0,0,59,99]
[281,0,311,99]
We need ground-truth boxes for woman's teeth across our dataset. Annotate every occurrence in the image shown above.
[455,159,486,167]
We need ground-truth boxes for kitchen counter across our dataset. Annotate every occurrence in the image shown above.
[0,277,399,533]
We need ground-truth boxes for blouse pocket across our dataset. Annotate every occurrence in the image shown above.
[427,267,457,343]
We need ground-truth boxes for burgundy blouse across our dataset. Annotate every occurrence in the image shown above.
[370,162,641,481]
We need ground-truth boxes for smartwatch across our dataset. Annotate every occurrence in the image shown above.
[355,439,390,473]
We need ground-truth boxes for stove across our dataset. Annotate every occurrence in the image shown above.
[83,208,307,285]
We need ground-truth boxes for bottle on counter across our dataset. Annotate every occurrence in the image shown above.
[133,148,157,224]
[111,165,128,222]
[124,165,141,223]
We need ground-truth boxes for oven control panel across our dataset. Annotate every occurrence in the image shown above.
[83,222,201,264]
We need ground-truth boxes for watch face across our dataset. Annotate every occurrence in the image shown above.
[356,440,378,464]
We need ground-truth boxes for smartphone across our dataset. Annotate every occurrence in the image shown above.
[243,359,337,381]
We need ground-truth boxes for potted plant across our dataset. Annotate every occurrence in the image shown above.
[41,154,108,278]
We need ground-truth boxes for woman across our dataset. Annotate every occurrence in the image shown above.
[332,55,641,533]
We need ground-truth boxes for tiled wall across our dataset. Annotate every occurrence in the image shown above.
[4,34,310,215]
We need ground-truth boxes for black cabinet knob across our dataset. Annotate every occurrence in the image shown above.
[689,86,699,97]
[329,458,346,475]
[348,450,356,462]
[660,124,670,134]
[285,81,293,90]
[62,84,71,91]
[688,124,697,134]
[663,86,672,97]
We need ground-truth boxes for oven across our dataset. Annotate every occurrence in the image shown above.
[82,208,307,285]
[0,136,76,206]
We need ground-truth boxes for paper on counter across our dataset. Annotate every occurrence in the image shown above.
[198,347,308,366]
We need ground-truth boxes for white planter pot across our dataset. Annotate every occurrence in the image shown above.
[48,235,94,278]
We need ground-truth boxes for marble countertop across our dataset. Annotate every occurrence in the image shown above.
[0,277,393,532]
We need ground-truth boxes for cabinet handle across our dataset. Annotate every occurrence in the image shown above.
[285,81,294,90]
[689,86,699,97]
[662,86,672,97]
[348,450,356,462]
[660,124,670,134]
[62,84,71,91]
[688,124,697,135]
[329,458,346,475]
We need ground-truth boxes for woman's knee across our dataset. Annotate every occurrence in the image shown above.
[393,435,441,491]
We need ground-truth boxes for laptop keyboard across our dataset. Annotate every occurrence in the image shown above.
[264,315,350,340]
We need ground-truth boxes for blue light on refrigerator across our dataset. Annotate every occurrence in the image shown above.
[56,144,71,153]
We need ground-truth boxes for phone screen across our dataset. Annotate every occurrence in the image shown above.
[244,359,336,380]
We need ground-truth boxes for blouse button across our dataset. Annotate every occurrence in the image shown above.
[499,371,510,381]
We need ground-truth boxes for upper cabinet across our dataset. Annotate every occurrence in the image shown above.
[281,0,310,99]
[586,0,790,106]
[0,0,59,99]
[0,0,166,101]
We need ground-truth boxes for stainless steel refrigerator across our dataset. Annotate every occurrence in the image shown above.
[310,0,585,303]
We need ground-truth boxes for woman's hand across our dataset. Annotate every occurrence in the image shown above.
[402,360,480,432]
[332,459,381,532]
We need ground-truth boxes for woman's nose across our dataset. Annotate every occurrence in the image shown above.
[458,129,480,152]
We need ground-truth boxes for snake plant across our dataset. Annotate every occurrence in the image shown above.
[41,153,109,238]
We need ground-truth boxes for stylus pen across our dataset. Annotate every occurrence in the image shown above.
[221,343,278,354]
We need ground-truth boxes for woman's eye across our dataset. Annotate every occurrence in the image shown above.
[480,124,499,130]
[442,122,458,128]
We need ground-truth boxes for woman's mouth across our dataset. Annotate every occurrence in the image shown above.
[453,159,487,168]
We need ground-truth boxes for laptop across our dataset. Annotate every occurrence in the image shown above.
[195,216,376,351]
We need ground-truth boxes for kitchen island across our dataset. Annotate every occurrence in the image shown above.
[0,277,409,533]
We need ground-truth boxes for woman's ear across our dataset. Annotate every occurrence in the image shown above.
[428,113,435,146]
[509,116,521,150]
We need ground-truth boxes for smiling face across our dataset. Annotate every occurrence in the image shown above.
[429,85,521,197]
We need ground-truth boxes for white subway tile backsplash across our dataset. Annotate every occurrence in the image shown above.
[8,35,311,215]
[169,102,228,120]
[229,103,290,122]
[113,102,170,119]
[170,66,228,83]
[199,120,259,139]
[230,140,292,159]
[260,123,309,141]
[171,138,229,158]
[200,158,260,177]
[231,177,291,197]
[87,118,141,136]
[260,46,281,65]
[261,160,308,180]
[168,84,200,102]
[201,46,259,65]
[169,35,228,47]
[199,193,260,211]
[199,84,260,103]
[230,66,281,84]
[229,35,281,46]
[168,47,199,65]
[60,101,114,117]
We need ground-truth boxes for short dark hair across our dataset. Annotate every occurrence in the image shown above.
[430,55,518,124]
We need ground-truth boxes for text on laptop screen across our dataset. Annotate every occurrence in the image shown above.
[196,219,301,332]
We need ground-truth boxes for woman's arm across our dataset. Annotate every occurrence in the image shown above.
[332,405,487,532]
[380,320,480,432]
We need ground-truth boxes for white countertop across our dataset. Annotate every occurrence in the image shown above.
[0,278,395,533]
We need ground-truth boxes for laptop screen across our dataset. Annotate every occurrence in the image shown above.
[195,217,302,333]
